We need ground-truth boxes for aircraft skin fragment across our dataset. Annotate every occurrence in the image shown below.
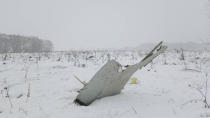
[75,42,167,106]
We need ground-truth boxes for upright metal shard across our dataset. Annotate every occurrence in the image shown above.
[75,42,167,106]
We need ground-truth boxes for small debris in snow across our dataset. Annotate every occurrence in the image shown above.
[52,65,67,69]
[17,94,23,98]
[89,56,94,59]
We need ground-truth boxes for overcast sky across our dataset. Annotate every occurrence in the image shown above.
[0,0,209,50]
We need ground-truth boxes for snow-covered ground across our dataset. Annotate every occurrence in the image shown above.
[0,49,210,118]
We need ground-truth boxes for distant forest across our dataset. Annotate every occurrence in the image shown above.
[0,33,53,53]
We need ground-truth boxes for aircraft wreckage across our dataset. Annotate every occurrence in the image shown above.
[74,41,167,106]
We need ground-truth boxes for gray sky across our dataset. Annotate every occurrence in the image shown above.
[0,0,209,50]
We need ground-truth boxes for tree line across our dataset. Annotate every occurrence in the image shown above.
[0,33,53,53]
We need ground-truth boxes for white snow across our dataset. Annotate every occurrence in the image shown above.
[0,50,210,118]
